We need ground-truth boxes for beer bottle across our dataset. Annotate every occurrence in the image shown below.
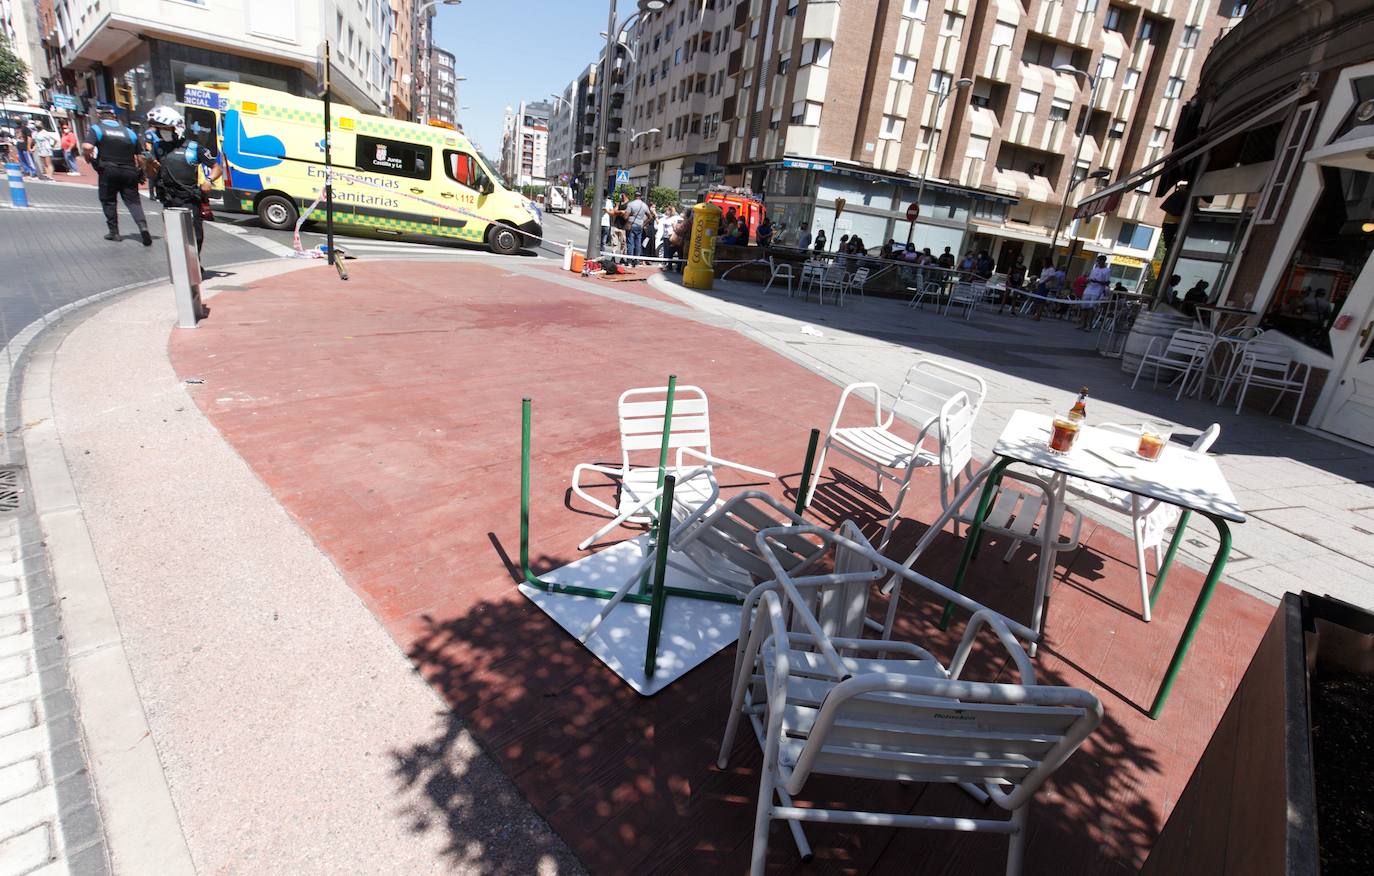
[1068,387,1088,422]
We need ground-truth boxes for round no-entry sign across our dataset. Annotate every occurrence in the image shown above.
[906,202,920,221]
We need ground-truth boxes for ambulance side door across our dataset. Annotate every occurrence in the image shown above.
[441,149,488,239]
[354,133,434,228]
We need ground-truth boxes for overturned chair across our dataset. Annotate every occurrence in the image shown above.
[720,524,1103,876]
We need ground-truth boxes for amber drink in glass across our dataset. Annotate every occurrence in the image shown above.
[1049,417,1080,453]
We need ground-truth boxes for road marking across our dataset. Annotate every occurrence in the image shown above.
[209,222,297,257]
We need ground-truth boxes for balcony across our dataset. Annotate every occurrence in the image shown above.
[733,1,748,29]
[727,47,743,76]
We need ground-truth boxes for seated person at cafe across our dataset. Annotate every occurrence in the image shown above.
[1180,280,1211,318]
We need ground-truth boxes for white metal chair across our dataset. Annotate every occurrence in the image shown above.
[907,279,942,309]
[578,480,827,642]
[817,264,847,305]
[804,359,988,551]
[937,393,1083,643]
[1223,341,1311,424]
[722,524,1103,876]
[944,280,988,319]
[1200,326,1264,400]
[1061,423,1221,623]
[762,256,795,295]
[570,385,775,541]
[798,262,825,300]
[841,267,870,305]
[1130,328,1215,399]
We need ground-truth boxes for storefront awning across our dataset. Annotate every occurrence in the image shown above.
[1074,79,1312,221]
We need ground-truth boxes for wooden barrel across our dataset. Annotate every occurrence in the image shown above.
[1121,308,1194,375]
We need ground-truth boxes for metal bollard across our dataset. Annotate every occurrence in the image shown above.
[163,207,204,328]
[4,163,29,208]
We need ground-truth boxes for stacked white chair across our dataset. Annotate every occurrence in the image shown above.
[1130,327,1215,399]
[720,524,1103,876]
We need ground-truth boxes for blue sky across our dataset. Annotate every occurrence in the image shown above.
[432,1,612,157]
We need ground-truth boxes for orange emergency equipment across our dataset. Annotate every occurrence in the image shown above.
[702,188,765,243]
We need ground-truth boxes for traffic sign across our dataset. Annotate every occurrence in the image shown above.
[50,94,79,111]
[615,169,631,187]
[906,202,920,222]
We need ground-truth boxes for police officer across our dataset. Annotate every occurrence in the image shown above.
[143,106,221,253]
[81,103,152,245]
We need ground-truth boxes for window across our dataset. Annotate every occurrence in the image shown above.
[971,93,992,109]
[891,56,917,82]
[1122,69,1139,90]
[1098,55,1119,79]
[929,70,951,94]
[1049,98,1072,122]
[1016,89,1040,114]
[1257,102,1319,224]
[903,0,929,18]
[778,55,789,75]
[1181,25,1200,48]
[941,12,964,37]
[674,47,682,65]
[1103,6,1122,31]
[768,108,781,130]
[790,100,822,126]
[991,21,1015,47]
[1164,76,1184,99]
[880,115,904,140]
[800,40,832,67]
[1230,2,1249,16]
[1108,119,1126,138]
[443,149,488,190]
[1149,127,1168,148]
[786,0,800,17]
[1139,18,1155,40]
[358,135,431,180]
[1116,221,1154,250]
[967,134,990,160]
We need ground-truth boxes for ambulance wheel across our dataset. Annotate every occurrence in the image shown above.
[257,195,298,231]
[489,223,521,255]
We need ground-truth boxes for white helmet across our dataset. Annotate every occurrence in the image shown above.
[146,105,184,130]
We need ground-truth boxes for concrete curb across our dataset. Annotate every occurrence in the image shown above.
[0,258,280,875]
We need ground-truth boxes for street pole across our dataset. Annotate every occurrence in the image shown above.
[322,41,335,268]
[908,78,969,246]
[1048,64,1103,267]
[584,0,619,263]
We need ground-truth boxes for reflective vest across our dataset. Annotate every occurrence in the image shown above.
[91,121,139,168]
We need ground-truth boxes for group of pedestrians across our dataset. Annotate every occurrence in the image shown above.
[0,118,80,181]
[82,102,221,249]
[600,191,690,269]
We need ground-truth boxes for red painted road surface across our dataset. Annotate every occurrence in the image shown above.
[170,260,1274,874]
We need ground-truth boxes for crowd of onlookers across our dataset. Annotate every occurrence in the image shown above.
[0,118,82,180]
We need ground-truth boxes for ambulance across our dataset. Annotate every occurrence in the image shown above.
[181,82,542,254]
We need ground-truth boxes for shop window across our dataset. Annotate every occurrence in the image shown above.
[1115,221,1153,250]
[1263,165,1374,354]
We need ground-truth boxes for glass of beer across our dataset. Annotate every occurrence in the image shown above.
[1137,423,1172,461]
[1049,417,1080,453]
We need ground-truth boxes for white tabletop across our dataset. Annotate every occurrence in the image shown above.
[992,410,1246,523]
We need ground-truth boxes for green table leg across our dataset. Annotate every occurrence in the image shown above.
[1149,515,1231,720]
[1150,509,1192,607]
[939,458,1011,630]
[644,475,676,679]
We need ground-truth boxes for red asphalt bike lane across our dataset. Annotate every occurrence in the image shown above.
[169,260,1273,874]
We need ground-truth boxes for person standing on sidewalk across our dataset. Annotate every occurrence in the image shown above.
[144,106,221,253]
[82,103,152,245]
[60,124,80,174]
[624,191,650,266]
[1078,254,1112,330]
[16,122,39,178]
[609,192,629,262]
[32,122,58,180]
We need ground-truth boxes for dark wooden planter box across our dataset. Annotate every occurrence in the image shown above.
[1143,592,1373,875]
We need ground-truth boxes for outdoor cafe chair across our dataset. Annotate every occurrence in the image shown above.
[1198,326,1264,400]
[1223,341,1311,424]
[577,479,827,643]
[570,385,775,541]
[721,524,1103,876]
[762,256,795,296]
[907,279,942,310]
[1130,328,1215,400]
[804,358,988,551]
[944,280,988,319]
[1057,423,1221,623]
[937,393,1083,642]
[798,262,825,300]
[841,267,870,304]
[819,264,848,306]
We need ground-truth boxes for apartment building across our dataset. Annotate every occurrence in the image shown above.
[501,100,552,188]
[2,0,45,102]
[719,0,1238,286]
[389,0,415,119]
[428,46,457,126]
[622,0,734,198]
[48,0,394,122]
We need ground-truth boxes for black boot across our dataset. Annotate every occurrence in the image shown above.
[139,227,152,246]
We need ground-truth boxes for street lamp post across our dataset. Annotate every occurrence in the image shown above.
[1047,61,1105,267]
[908,76,972,246]
[585,0,665,265]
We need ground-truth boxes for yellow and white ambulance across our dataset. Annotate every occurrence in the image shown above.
[182,82,542,254]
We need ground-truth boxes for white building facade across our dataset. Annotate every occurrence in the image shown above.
[50,0,394,121]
